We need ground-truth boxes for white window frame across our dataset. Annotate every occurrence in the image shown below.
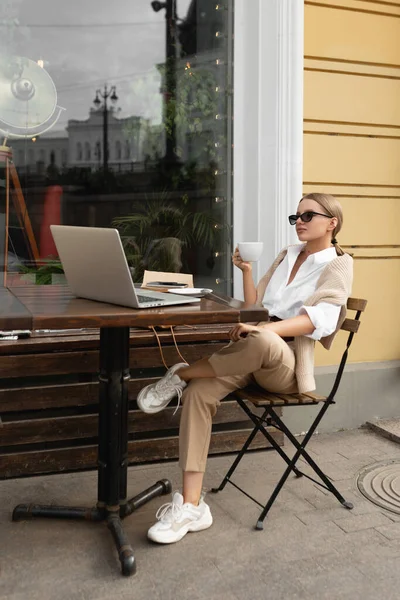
[233,0,304,298]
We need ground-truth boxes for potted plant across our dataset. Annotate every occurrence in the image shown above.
[17,258,65,285]
[112,191,226,282]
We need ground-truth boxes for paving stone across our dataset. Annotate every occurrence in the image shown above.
[2,428,400,600]
[297,564,382,600]
[375,521,400,540]
[334,512,393,533]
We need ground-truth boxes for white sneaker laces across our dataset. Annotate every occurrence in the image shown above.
[154,376,184,415]
[155,499,183,523]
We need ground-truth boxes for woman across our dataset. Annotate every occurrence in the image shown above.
[137,193,353,544]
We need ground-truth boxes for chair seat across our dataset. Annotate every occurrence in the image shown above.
[233,385,326,407]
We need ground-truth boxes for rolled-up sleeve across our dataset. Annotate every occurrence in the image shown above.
[299,303,341,341]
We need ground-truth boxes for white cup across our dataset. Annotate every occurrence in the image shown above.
[237,242,264,262]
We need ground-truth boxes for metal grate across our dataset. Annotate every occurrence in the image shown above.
[357,460,400,515]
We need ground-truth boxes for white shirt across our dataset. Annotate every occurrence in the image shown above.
[262,244,341,341]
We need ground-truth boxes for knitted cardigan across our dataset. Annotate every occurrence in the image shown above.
[255,247,354,393]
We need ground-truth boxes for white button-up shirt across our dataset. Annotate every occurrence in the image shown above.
[262,244,341,341]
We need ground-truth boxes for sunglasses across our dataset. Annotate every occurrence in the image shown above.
[288,211,333,226]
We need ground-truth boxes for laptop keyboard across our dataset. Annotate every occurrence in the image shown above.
[137,293,165,304]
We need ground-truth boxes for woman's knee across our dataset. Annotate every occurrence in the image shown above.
[182,378,221,416]
[246,328,284,360]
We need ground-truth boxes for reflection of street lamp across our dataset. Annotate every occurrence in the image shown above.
[93,84,118,172]
[151,0,178,163]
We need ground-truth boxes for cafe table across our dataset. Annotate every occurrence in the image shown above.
[0,285,268,576]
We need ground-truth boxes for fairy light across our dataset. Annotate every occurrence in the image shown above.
[210,5,230,287]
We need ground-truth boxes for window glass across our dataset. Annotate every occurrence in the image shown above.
[0,0,234,291]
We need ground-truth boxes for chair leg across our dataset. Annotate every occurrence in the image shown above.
[271,409,354,509]
[211,413,264,493]
[236,399,303,477]
[218,400,354,530]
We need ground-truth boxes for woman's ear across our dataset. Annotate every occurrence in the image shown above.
[328,217,338,232]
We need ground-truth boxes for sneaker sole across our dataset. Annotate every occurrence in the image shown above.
[147,514,213,544]
[136,384,173,414]
[137,363,189,414]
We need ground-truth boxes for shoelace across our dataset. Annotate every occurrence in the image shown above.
[153,376,184,415]
[149,325,190,415]
[155,497,183,523]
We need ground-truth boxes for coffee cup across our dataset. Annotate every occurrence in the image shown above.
[237,242,264,262]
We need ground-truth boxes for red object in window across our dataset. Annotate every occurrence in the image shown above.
[40,185,62,259]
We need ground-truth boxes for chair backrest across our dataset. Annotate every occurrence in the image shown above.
[340,298,368,334]
[327,297,367,401]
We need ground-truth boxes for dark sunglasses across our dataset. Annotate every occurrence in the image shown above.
[288,211,333,226]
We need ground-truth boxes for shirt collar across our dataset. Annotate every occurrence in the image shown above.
[288,244,337,265]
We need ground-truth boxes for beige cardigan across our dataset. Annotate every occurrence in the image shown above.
[255,247,354,393]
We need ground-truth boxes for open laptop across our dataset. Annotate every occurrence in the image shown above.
[50,225,201,309]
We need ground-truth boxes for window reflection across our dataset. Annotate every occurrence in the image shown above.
[1,0,233,291]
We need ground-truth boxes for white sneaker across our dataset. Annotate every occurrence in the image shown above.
[147,492,213,544]
[137,362,188,414]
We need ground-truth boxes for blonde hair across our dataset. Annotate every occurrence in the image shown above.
[301,193,345,256]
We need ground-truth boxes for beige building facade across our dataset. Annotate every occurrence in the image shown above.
[233,0,400,432]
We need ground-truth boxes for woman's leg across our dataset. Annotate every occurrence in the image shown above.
[147,372,251,544]
[177,357,216,381]
[179,373,253,504]
[147,330,297,543]
[180,330,298,504]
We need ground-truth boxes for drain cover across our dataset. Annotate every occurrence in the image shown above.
[357,460,400,515]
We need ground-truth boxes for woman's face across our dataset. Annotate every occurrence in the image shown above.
[295,199,337,243]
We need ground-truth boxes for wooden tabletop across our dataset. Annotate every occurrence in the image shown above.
[1,286,268,331]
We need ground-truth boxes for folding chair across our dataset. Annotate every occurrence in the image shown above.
[211,297,367,530]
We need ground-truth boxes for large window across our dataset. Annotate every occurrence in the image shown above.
[0,0,234,291]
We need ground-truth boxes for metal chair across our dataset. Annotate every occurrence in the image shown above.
[212,297,367,530]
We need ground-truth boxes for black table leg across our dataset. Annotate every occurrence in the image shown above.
[13,326,171,577]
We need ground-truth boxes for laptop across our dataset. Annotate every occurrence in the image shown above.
[50,225,201,309]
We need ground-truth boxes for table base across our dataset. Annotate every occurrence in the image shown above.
[11,326,171,577]
[12,479,171,576]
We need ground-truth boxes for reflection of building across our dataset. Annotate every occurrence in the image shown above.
[11,108,154,173]
[11,130,69,173]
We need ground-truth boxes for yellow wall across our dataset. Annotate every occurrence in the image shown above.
[304,0,400,366]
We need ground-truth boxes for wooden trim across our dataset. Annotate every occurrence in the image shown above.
[0,429,281,479]
[347,298,368,312]
[0,400,255,447]
[341,318,360,333]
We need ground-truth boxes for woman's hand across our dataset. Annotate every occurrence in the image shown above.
[232,246,252,273]
[229,323,259,342]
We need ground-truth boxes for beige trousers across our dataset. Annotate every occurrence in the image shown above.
[179,329,298,472]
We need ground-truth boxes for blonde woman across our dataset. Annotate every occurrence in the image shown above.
[137,193,353,544]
